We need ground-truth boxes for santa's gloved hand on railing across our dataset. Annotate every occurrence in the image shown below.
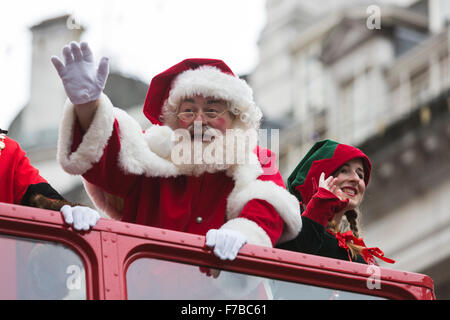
[61,205,101,231]
[206,228,247,261]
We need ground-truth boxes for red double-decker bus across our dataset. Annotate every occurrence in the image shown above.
[0,202,435,300]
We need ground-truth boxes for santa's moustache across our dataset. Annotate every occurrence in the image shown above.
[171,122,257,174]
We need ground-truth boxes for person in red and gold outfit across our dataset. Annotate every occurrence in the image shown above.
[0,129,100,231]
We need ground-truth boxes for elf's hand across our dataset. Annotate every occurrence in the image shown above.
[51,41,109,105]
[61,205,100,231]
[206,229,247,261]
[319,172,345,201]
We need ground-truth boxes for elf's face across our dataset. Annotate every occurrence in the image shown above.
[333,158,366,210]
[177,95,234,136]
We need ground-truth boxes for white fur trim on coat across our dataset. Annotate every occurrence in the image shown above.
[57,92,179,178]
[220,217,272,248]
[57,93,115,175]
[113,109,179,178]
[226,179,302,244]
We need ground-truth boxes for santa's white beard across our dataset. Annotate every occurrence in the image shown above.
[171,124,258,176]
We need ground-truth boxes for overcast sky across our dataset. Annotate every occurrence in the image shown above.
[0,0,267,129]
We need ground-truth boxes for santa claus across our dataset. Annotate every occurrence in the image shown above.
[52,41,301,261]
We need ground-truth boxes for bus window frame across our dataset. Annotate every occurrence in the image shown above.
[0,202,436,300]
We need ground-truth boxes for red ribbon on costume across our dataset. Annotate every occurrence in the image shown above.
[362,247,396,264]
[327,230,395,265]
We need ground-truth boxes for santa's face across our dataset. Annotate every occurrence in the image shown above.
[333,158,366,210]
[177,95,234,136]
[171,96,256,175]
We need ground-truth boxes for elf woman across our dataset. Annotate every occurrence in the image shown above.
[277,139,395,265]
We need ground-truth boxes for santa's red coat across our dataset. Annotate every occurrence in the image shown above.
[58,94,302,247]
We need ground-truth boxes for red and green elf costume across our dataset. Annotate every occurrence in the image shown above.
[277,139,395,265]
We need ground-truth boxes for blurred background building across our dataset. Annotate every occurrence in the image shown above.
[249,0,450,298]
[5,0,450,299]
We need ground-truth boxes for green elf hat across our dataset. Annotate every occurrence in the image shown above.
[287,139,372,206]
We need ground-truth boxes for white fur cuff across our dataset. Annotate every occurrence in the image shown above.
[226,180,302,244]
[57,93,115,175]
[221,217,272,248]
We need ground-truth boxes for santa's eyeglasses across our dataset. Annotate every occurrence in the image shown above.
[177,109,228,122]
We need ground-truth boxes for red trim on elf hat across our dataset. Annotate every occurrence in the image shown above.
[143,58,235,125]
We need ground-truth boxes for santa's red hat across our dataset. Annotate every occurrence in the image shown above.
[143,58,262,130]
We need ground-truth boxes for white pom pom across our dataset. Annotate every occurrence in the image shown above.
[145,125,175,159]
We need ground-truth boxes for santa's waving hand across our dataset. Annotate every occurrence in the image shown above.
[51,41,109,106]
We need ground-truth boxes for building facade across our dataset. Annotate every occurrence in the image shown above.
[249,0,450,298]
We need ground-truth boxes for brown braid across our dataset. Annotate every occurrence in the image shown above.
[327,209,364,261]
[345,209,364,260]
[345,209,360,238]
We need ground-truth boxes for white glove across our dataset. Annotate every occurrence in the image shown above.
[206,229,247,261]
[61,205,101,231]
[51,41,109,105]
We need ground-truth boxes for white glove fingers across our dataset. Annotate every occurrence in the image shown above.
[214,245,227,260]
[205,229,217,247]
[70,41,83,61]
[88,209,100,227]
[80,41,94,62]
[60,205,74,224]
[51,56,65,76]
[222,235,239,260]
[215,232,232,260]
[97,57,110,85]
[81,209,91,231]
[227,241,243,260]
[62,45,74,64]
[72,208,83,231]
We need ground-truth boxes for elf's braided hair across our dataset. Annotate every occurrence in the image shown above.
[326,209,364,260]
[345,209,360,238]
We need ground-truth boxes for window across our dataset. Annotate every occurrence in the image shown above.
[125,257,384,300]
[0,235,86,300]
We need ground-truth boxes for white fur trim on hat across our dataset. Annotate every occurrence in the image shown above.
[163,66,262,130]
